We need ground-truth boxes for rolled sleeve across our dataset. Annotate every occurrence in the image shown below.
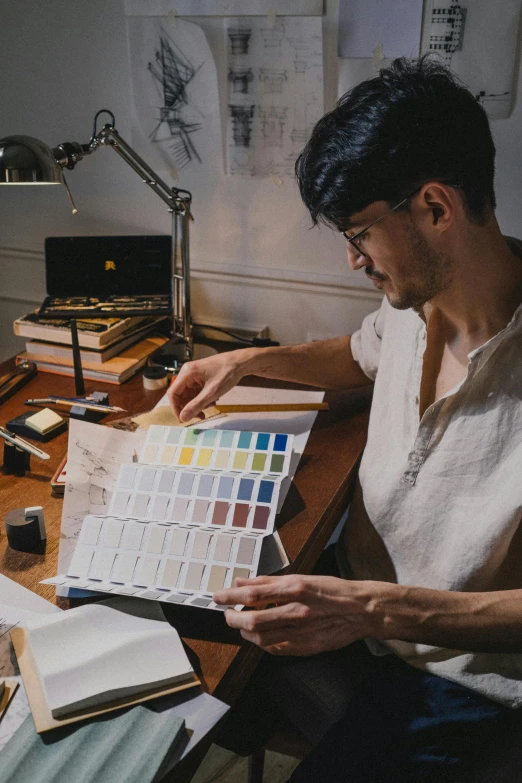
[350,300,386,380]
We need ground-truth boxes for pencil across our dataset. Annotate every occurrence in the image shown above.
[214,403,329,413]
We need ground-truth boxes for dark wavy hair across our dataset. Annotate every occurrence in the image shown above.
[295,56,496,229]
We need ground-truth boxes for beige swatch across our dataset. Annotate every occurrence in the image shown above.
[132,405,225,430]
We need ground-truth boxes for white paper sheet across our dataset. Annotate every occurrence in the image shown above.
[338,0,423,59]
[57,421,145,599]
[126,17,222,178]
[225,16,323,177]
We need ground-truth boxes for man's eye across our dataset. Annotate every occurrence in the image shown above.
[359,231,369,243]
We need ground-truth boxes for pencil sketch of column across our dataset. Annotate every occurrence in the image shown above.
[259,69,287,94]
[288,39,310,157]
[259,107,287,146]
[148,28,203,168]
[228,67,254,94]
[260,24,285,52]
[229,105,255,147]
[228,26,252,55]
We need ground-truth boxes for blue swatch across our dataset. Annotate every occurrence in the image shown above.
[202,429,218,446]
[238,431,253,449]
[177,473,195,494]
[237,478,255,501]
[217,476,234,499]
[166,428,182,444]
[219,430,235,448]
[257,480,274,503]
[197,474,215,497]
[256,433,270,451]
[273,434,288,452]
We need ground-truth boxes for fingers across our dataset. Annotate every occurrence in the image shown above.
[213,575,313,609]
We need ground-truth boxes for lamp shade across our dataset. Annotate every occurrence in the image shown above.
[0,135,62,184]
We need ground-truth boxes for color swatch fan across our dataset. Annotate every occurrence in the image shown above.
[44,426,293,610]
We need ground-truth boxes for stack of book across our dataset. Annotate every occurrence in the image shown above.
[14,312,169,384]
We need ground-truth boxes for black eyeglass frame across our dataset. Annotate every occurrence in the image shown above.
[341,183,463,258]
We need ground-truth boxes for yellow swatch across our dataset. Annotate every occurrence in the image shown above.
[196,448,213,467]
[160,445,177,464]
[232,451,248,470]
[178,447,195,466]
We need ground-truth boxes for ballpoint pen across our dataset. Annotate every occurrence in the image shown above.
[0,426,50,460]
[24,397,126,414]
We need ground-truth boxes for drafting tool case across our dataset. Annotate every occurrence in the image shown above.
[39,236,172,317]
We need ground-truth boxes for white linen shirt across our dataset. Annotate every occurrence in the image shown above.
[346,261,522,707]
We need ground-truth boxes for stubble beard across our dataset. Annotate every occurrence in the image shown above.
[387,220,455,311]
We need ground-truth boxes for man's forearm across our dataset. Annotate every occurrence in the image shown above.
[370,582,522,653]
[241,335,372,390]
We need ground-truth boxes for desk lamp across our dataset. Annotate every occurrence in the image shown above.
[0,110,195,393]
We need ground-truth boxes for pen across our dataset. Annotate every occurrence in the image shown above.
[0,426,50,461]
[24,398,126,414]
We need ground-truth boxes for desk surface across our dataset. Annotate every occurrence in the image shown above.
[0,356,370,779]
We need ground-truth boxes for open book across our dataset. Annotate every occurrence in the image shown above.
[12,598,198,725]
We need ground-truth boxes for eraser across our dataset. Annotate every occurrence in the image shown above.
[25,408,64,435]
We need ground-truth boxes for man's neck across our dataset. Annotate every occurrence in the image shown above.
[429,217,522,350]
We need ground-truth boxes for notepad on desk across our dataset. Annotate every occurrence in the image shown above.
[10,597,199,732]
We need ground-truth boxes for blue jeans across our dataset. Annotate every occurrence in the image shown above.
[288,643,521,783]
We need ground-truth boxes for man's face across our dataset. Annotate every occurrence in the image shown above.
[344,200,455,310]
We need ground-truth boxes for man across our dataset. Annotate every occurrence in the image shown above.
[168,57,522,781]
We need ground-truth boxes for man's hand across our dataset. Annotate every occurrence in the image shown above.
[167,348,255,423]
[213,574,387,656]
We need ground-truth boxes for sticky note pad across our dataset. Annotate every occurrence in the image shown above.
[25,408,64,435]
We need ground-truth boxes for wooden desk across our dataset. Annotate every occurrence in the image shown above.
[0,357,370,780]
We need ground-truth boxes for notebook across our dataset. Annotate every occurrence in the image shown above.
[11,598,199,729]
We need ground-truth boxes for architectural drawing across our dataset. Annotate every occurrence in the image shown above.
[420,0,522,119]
[229,105,255,147]
[259,106,287,146]
[227,26,252,55]
[148,28,203,168]
[228,66,254,94]
[259,69,287,94]
[225,16,323,177]
[127,17,222,176]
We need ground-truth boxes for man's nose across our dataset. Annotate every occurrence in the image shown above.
[346,243,367,271]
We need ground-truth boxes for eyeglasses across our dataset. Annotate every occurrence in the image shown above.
[341,183,462,258]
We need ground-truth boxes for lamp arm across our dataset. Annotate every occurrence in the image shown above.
[52,122,194,360]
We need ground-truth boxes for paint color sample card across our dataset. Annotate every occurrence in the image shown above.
[43,515,263,610]
[140,426,293,477]
[108,464,280,534]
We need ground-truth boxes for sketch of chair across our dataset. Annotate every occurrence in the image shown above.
[228,27,252,55]
[228,67,254,94]
[259,69,287,94]
[148,28,203,168]
[229,105,255,147]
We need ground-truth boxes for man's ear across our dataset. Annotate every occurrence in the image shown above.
[419,183,456,232]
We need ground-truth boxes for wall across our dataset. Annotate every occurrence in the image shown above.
[0,1,521,362]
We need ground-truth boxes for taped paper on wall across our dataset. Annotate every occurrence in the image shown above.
[225,16,323,177]
[126,17,222,176]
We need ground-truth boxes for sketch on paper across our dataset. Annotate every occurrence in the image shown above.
[420,0,521,119]
[57,421,145,596]
[225,17,323,177]
[148,28,203,168]
[126,17,222,176]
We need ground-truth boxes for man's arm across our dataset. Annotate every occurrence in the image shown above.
[213,575,522,656]
[168,336,372,422]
